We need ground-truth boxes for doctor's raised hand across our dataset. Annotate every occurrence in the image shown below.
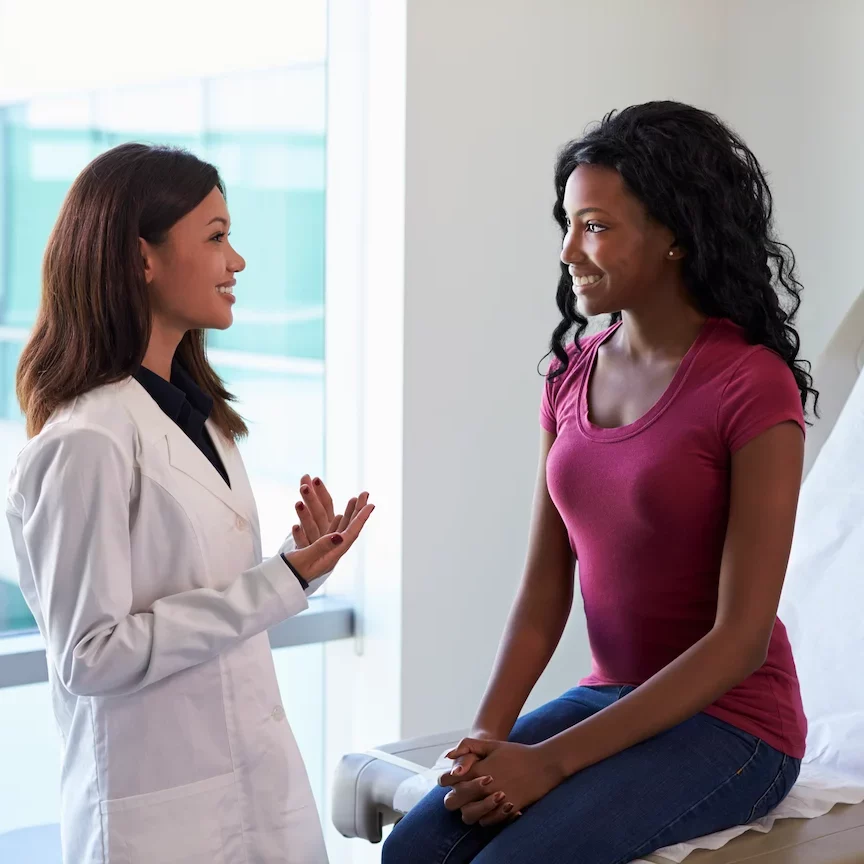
[285,474,374,582]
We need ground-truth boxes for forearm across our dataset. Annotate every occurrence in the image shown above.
[473,579,573,738]
[539,626,763,779]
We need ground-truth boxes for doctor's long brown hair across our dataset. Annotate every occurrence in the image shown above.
[16,143,248,440]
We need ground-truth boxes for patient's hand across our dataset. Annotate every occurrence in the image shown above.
[439,738,561,827]
[438,735,519,826]
[440,774,510,825]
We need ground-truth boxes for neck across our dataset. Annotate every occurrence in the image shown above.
[617,289,707,362]
[142,322,184,381]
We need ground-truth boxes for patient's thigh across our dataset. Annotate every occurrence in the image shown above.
[507,686,620,744]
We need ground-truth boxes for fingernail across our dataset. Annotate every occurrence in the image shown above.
[313,478,321,486]
[451,766,464,776]
[301,485,310,495]
[293,525,300,533]
[480,776,493,786]
[494,792,505,803]
[331,535,344,546]
[502,803,513,814]
[297,502,305,512]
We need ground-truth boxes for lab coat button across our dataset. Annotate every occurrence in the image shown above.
[272,705,285,722]
[235,515,247,531]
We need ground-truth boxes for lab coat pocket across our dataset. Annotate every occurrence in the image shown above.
[101,771,244,864]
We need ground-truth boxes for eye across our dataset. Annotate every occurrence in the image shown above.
[564,217,572,230]
[211,231,230,242]
[586,222,607,234]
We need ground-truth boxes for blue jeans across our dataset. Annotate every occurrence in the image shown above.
[382,686,800,864]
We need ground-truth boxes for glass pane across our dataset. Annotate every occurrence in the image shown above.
[0,65,326,625]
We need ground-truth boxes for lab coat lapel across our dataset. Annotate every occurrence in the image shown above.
[120,377,249,520]
[164,427,248,520]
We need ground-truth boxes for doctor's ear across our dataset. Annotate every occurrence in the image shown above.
[139,238,156,285]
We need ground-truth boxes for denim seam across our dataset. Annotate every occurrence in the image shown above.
[441,825,477,864]
[614,738,764,864]
[746,754,789,824]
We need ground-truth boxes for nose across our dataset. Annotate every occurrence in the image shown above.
[560,227,585,267]
[229,249,246,274]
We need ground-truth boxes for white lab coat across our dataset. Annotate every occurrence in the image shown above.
[5,377,331,864]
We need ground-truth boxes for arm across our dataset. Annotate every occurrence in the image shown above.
[471,429,576,739]
[12,426,366,698]
[538,421,804,779]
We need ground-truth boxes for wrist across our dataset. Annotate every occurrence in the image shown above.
[281,553,309,590]
[534,735,578,784]
[470,725,508,742]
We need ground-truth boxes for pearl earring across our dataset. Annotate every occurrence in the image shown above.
[668,250,675,258]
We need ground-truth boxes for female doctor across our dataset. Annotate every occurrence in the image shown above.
[6,143,372,864]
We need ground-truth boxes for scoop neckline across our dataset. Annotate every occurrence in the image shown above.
[577,317,721,442]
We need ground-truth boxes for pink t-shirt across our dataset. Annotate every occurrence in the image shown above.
[540,317,807,758]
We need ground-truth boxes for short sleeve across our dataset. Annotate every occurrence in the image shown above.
[540,372,558,433]
[717,347,805,453]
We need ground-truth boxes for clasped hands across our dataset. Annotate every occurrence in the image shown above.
[437,736,564,827]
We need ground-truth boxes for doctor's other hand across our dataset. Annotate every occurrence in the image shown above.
[292,475,369,549]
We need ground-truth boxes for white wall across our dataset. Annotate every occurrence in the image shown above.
[712,0,864,360]
[395,0,864,742]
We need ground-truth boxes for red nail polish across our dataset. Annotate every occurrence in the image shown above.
[313,478,321,486]
[331,535,344,545]
[502,803,513,813]
[297,502,305,511]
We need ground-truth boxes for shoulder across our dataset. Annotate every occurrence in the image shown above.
[707,320,803,452]
[708,319,799,392]
[546,325,613,387]
[10,381,139,493]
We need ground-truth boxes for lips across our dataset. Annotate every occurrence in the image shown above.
[571,274,603,287]
[571,274,605,293]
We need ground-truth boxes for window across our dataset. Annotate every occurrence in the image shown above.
[0,69,328,626]
[0,0,343,849]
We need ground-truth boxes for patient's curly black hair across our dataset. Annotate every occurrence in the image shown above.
[548,100,818,416]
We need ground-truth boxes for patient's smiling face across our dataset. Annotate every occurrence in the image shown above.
[559,164,681,319]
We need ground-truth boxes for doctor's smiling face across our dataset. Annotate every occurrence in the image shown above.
[139,186,246,335]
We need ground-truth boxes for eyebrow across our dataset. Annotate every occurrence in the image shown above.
[574,207,608,218]
[207,217,229,226]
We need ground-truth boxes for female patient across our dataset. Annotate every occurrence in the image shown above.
[383,101,816,863]
[7,143,372,863]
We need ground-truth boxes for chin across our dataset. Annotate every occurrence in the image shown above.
[199,312,234,331]
[576,295,619,319]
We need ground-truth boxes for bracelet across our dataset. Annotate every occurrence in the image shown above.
[280,553,310,590]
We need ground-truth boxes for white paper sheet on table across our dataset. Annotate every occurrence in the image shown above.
[395,368,864,861]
